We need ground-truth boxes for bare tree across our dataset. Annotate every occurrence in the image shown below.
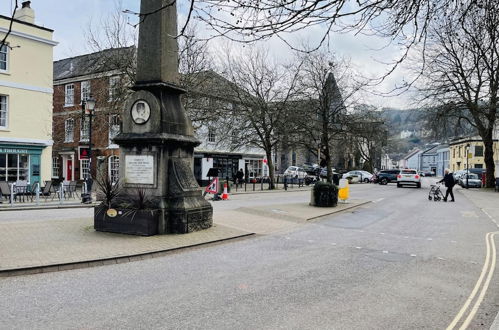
[417,0,499,187]
[219,47,301,188]
[348,110,387,173]
[0,0,18,50]
[292,51,365,182]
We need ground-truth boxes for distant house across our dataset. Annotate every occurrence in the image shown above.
[435,144,449,176]
[418,144,440,173]
[400,149,422,170]
[449,136,499,175]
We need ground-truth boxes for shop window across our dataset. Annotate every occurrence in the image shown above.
[0,153,30,182]
[81,81,91,103]
[109,76,120,101]
[65,118,74,142]
[80,118,90,142]
[246,159,263,179]
[80,159,90,180]
[109,115,120,145]
[0,95,7,128]
[475,164,483,168]
[52,157,59,178]
[0,44,7,71]
[109,156,119,183]
[65,84,74,106]
[292,151,297,166]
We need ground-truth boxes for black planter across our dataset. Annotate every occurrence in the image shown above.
[94,207,160,236]
[310,182,338,207]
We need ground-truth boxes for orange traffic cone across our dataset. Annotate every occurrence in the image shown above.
[221,182,229,200]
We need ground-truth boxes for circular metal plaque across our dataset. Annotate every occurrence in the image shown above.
[106,208,118,217]
[131,100,151,125]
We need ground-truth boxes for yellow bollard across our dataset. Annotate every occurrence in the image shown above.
[338,179,350,202]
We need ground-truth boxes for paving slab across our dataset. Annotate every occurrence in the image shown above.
[214,199,370,234]
[0,217,251,273]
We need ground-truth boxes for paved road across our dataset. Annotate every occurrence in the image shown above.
[0,180,498,329]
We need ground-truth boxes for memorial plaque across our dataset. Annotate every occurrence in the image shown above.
[125,155,155,185]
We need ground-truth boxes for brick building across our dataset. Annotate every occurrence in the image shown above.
[52,49,266,185]
[52,48,130,183]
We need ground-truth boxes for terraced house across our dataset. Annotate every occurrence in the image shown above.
[0,2,56,184]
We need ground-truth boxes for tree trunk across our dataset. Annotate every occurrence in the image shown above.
[483,138,495,188]
[266,150,276,189]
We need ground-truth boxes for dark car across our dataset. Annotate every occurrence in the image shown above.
[376,169,400,185]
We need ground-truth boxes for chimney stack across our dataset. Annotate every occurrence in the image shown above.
[14,1,35,24]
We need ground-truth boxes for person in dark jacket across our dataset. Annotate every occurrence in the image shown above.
[235,169,244,187]
[438,169,455,202]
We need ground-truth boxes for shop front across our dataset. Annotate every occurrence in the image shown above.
[0,144,45,184]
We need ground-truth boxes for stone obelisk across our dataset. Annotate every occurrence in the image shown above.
[113,0,213,234]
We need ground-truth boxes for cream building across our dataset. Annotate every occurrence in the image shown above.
[449,136,499,175]
[0,2,56,184]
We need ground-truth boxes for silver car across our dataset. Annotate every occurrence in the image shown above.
[459,173,482,188]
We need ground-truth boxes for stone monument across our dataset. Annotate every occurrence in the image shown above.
[111,0,213,234]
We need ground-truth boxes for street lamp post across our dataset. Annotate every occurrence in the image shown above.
[466,143,470,189]
[81,96,96,203]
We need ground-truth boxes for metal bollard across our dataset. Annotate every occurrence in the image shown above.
[9,183,14,207]
[253,180,255,191]
[59,182,64,204]
[35,182,40,205]
[260,179,263,191]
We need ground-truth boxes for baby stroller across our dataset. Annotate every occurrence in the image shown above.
[428,183,444,201]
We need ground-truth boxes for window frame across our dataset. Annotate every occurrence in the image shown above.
[108,155,120,184]
[208,128,216,143]
[80,80,91,104]
[64,118,75,142]
[64,84,75,107]
[0,43,8,72]
[108,114,120,145]
[80,159,90,180]
[0,94,8,129]
[80,117,90,142]
[52,156,59,178]
[108,76,120,101]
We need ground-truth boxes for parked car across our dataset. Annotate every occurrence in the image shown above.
[397,169,422,188]
[342,170,373,183]
[459,173,482,188]
[419,170,435,177]
[468,168,486,179]
[319,167,337,178]
[283,166,307,179]
[302,163,320,175]
[453,170,467,181]
[376,169,400,185]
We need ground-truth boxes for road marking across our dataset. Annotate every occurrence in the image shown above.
[459,232,497,329]
[481,209,499,228]
[410,254,417,257]
[446,232,498,330]
[382,250,388,254]
[373,198,385,203]
[380,232,385,235]
[355,246,362,249]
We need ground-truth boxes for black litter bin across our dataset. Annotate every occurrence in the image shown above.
[310,181,338,207]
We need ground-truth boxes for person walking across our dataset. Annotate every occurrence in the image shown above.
[235,168,244,187]
[438,169,455,202]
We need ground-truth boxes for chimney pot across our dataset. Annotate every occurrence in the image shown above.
[14,1,35,24]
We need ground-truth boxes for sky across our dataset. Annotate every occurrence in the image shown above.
[0,0,413,109]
